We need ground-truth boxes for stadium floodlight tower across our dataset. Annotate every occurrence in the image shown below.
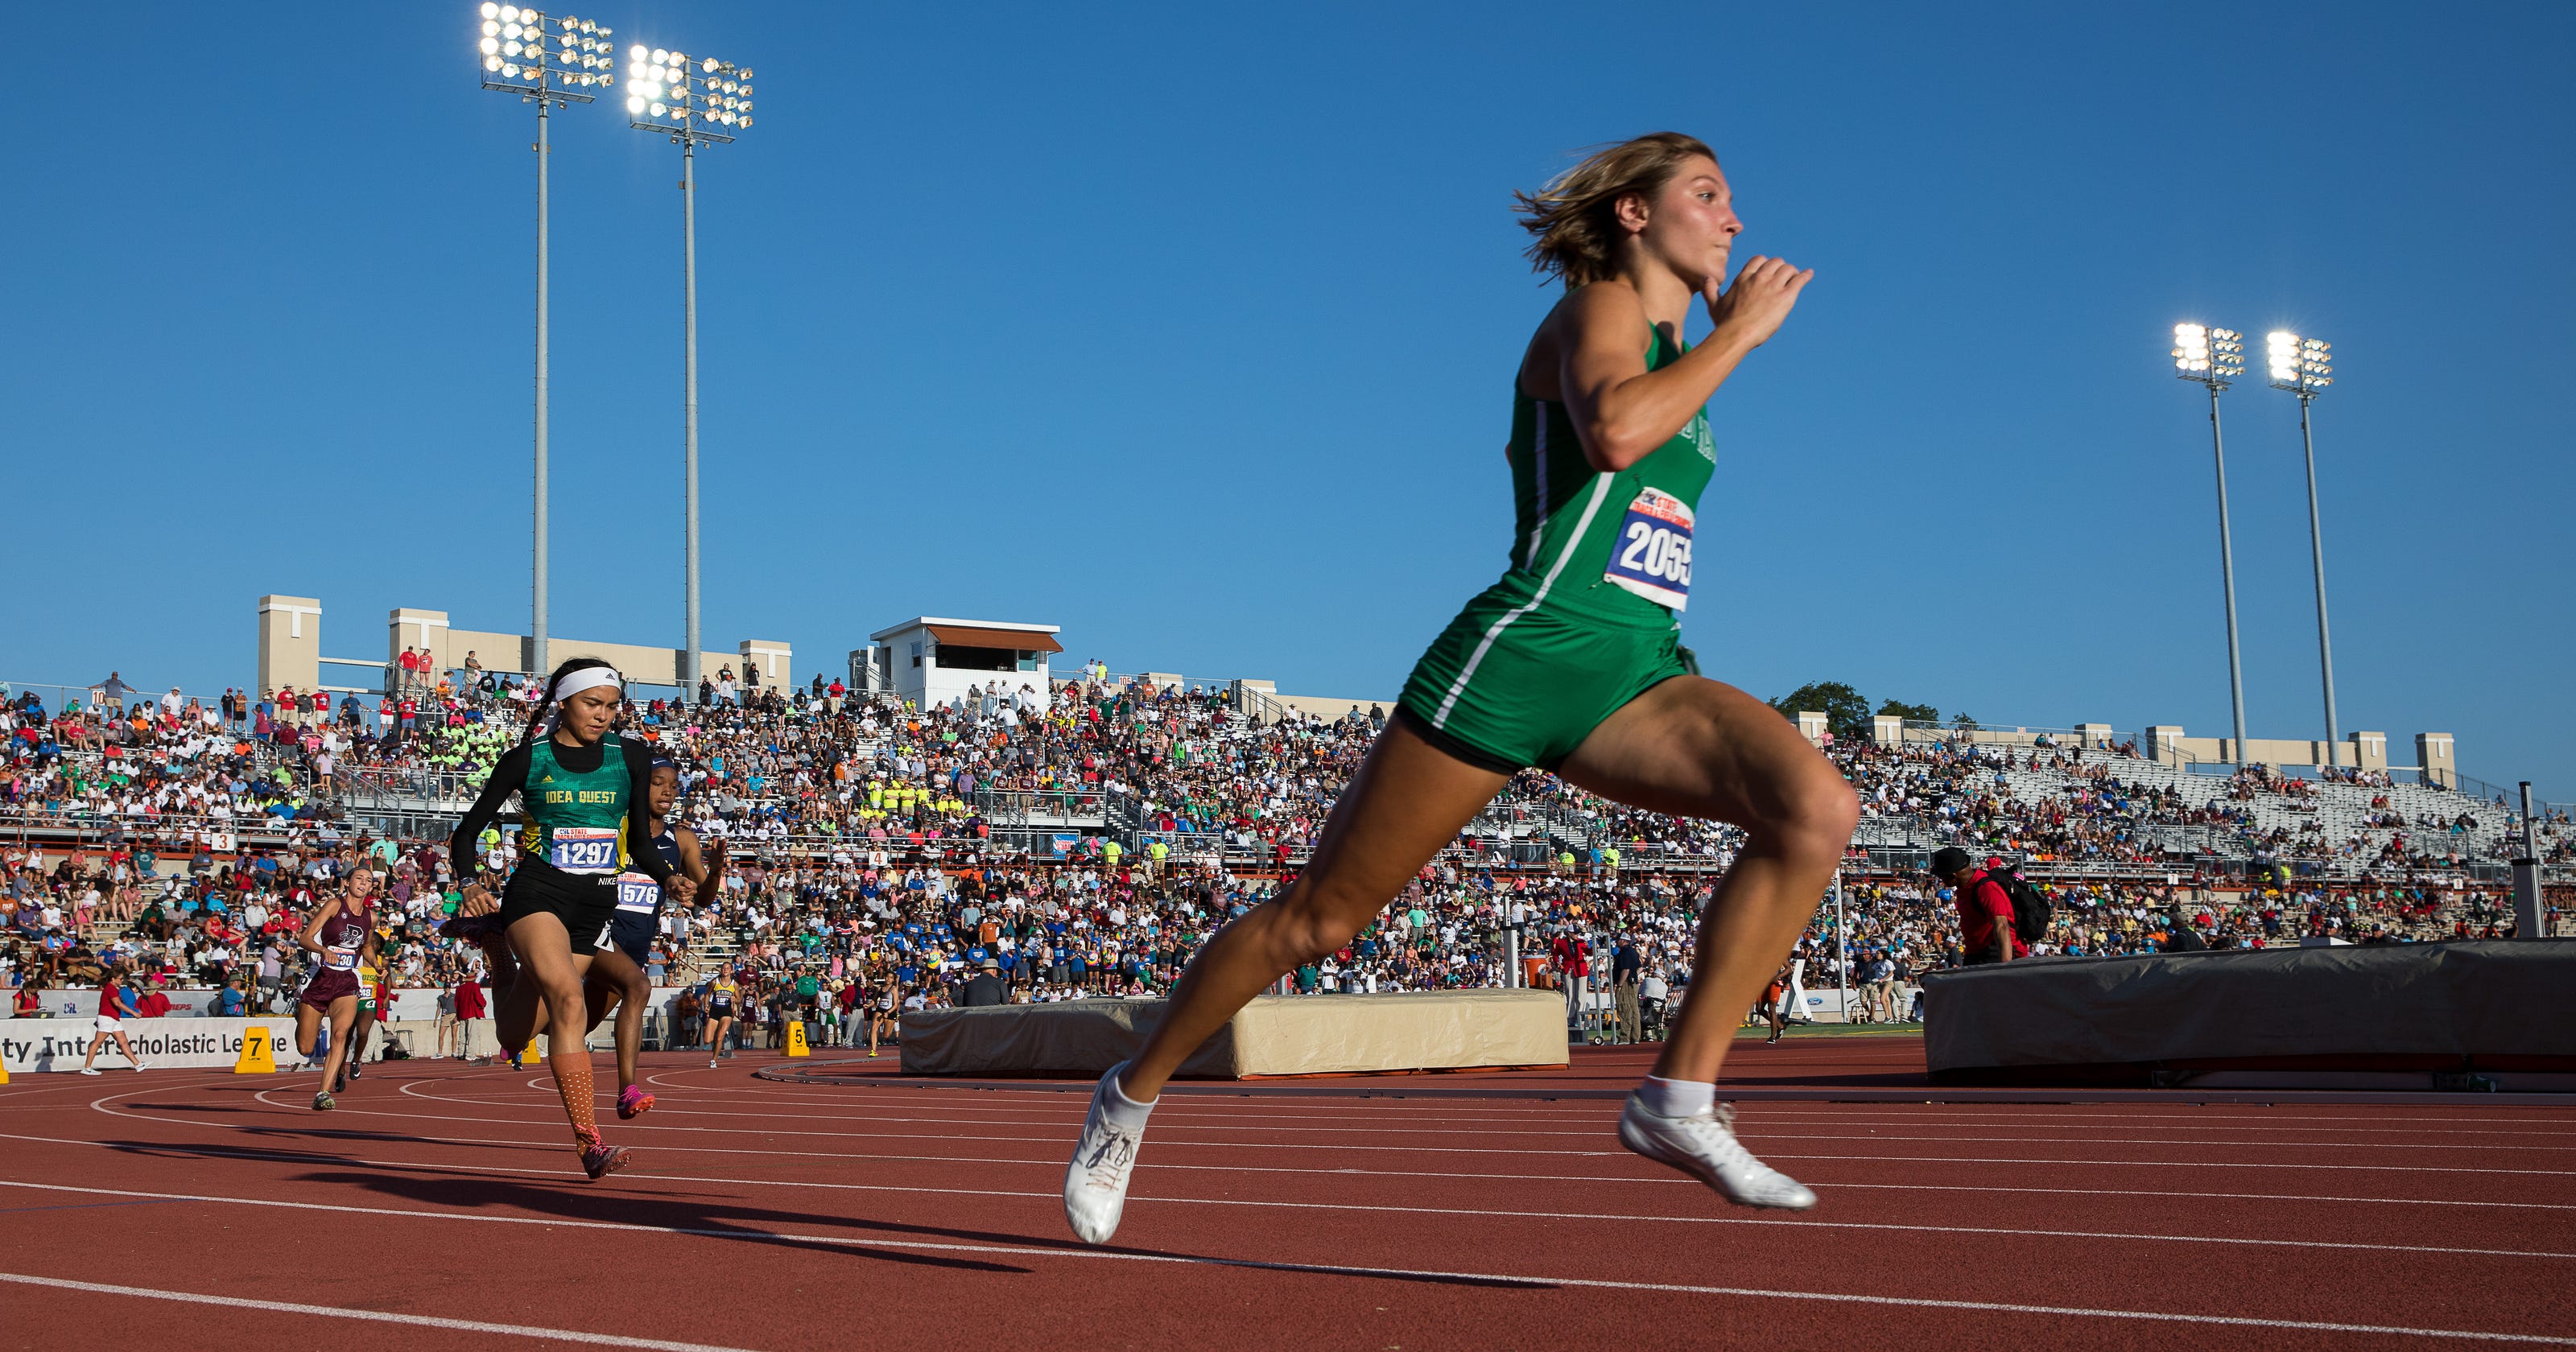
[624,42,755,698]
[477,2,617,678]
[2266,331,2340,758]
[2173,324,2250,763]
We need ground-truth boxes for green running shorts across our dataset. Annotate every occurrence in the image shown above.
[1395,577,1695,773]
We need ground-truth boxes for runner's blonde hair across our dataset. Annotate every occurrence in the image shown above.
[1513,132,1718,287]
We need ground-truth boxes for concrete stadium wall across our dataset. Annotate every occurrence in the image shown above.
[250,592,780,694]
[1849,711,2458,785]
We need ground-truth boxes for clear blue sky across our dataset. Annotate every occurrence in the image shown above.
[3,3,2568,798]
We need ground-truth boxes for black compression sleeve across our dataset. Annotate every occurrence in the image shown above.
[451,744,534,880]
[622,737,674,884]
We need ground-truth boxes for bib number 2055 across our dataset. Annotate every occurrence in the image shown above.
[1603,488,1694,611]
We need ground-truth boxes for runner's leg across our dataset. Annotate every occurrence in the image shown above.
[494,967,543,1060]
[1121,721,1505,1100]
[293,1000,321,1063]
[586,947,648,1092]
[316,996,357,1092]
[1554,677,1860,1087]
[508,911,608,1158]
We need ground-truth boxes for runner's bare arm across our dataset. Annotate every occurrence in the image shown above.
[295,898,340,955]
[1554,258,1811,471]
[675,824,712,887]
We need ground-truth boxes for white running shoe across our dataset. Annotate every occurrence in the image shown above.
[78,1068,101,1076]
[134,1062,150,1073]
[1618,1095,1816,1210]
[1062,1064,1148,1244]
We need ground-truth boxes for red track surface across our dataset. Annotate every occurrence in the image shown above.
[3,1038,2572,1350]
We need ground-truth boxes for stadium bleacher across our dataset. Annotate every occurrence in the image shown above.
[2,671,2567,1045]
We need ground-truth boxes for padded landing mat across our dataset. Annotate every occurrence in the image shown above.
[1923,938,2576,1086]
[900,989,1568,1078]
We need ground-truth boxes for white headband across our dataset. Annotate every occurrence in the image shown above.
[552,667,623,703]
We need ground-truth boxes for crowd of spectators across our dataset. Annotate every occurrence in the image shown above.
[2,669,2566,1037]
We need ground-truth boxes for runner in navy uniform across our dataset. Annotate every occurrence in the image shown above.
[704,974,739,1069]
[584,756,724,1118]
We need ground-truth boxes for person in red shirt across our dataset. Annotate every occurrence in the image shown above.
[1933,847,2025,966]
[134,977,173,1019]
[453,974,489,1061]
[79,969,148,1074]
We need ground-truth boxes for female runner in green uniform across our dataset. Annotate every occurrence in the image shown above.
[450,659,691,1180]
[1064,133,1856,1243]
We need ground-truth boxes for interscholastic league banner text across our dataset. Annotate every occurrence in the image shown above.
[0,1018,291,1073]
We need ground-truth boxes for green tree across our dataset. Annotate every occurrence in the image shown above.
[1950,711,1980,731]
[1876,699,1939,724]
[1769,682,1871,739]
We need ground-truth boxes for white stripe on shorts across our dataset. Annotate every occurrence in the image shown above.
[1432,473,1614,732]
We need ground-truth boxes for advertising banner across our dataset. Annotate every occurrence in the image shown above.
[1,1018,295,1074]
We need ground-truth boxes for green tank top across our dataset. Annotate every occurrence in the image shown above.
[1505,321,1715,620]
[518,733,632,876]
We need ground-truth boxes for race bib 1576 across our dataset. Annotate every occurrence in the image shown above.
[614,872,659,913]
[1604,488,1694,610]
[549,827,619,874]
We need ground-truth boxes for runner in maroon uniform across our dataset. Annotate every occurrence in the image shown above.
[294,868,382,1111]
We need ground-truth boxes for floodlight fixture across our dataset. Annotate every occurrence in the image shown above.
[2169,321,2251,761]
[473,4,614,678]
[623,35,761,695]
[2172,323,2244,388]
[476,4,612,101]
[2264,329,2343,753]
[2265,330,2333,395]
[625,43,755,142]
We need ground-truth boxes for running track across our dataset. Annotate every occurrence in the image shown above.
[2,1041,2570,1349]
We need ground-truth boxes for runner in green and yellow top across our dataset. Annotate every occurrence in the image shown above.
[1064,133,1859,1244]
[450,657,691,1181]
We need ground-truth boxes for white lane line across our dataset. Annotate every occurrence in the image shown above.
[301,1082,2576,1153]
[18,1119,2576,1219]
[9,1119,2568,1262]
[623,1095,2576,1139]
[734,1074,2576,1114]
[107,1144,2576,1262]
[458,1072,2576,1133]
[355,1088,2576,1150]
[651,1080,2576,1119]
[214,1094,2576,1164]
[0,1271,763,1352]
[75,1091,2576,1182]
[0,1179,2565,1346]
[216,1102,2576,1174]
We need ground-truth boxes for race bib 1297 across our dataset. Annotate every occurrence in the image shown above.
[549,827,619,874]
[1603,487,1694,610]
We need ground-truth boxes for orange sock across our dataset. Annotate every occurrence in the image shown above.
[550,1053,600,1152]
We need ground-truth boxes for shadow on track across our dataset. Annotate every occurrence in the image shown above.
[302,1169,1033,1274]
[307,1170,1551,1292]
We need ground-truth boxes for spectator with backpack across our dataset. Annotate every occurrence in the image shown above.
[1932,847,2029,966]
